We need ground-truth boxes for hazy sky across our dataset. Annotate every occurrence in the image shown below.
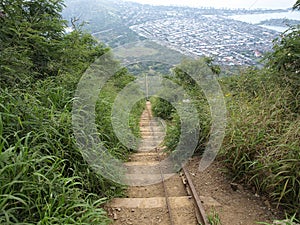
[123,0,297,9]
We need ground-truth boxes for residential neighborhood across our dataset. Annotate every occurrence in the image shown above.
[128,10,278,65]
[62,0,295,66]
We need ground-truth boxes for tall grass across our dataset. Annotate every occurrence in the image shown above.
[96,71,145,158]
[150,65,212,154]
[150,97,181,151]
[0,133,110,224]
[220,69,299,217]
[0,68,142,223]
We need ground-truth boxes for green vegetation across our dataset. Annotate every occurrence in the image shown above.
[115,46,159,58]
[220,67,299,216]
[151,97,181,151]
[96,68,145,158]
[207,208,222,225]
[151,58,216,154]
[0,0,143,223]
[154,56,299,220]
[258,214,299,225]
[151,4,300,219]
[1,0,299,223]
[220,8,299,217]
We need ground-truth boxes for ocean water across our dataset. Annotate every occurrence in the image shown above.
[228,11,300,33]
[228,11,300,24]
[259,25,289,32]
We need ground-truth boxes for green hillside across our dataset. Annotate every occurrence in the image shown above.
[0,0,299,223]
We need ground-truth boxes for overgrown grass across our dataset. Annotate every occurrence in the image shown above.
[0,86,109,223]
[96,70,145,157]
[151,62,299,219]
[0,2,147,223]
[220,69,299,217]
[150,63,212,154]
[0,133,111,224]
[151,97,180,151]
[0,66,143,223]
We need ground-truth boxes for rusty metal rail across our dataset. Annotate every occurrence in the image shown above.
[146,100,208,225]
[182,166,209,225]
[155,148,175,225]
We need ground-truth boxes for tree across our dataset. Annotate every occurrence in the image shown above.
[266,28,300,73]
[0,0,107,87]
[293,0,300,10]
[0,0,66,82]
[263,1,300,113]
[265,1,300,74]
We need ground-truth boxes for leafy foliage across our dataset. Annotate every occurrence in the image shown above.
[219,5,300,217]
[0,0,140,224]
[265,27,300,74]
[262,1,300,116]
[96,68,145,158]
[151,59,212,153]
[0,0,107,87]
[1,0,300,223]
[293,0,300,10]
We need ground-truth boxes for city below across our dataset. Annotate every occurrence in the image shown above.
[63,0,300,66]
[130,15,277,66]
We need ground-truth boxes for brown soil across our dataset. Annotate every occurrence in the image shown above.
[185,156,279,225]
[106,205,197,225]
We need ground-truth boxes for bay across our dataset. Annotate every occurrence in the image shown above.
[228,11,300,24]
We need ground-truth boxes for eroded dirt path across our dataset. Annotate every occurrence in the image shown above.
[186,157,277,225]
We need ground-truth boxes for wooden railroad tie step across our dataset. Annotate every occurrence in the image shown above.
[124,161,161,166]
[140,123,160,126]
[124,173,177,185]
[107,196,220,209]
[129,152,162,157]
[107,196,193,209]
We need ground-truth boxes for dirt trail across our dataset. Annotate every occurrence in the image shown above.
[106,101,277,225]
[106,101,201,225]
